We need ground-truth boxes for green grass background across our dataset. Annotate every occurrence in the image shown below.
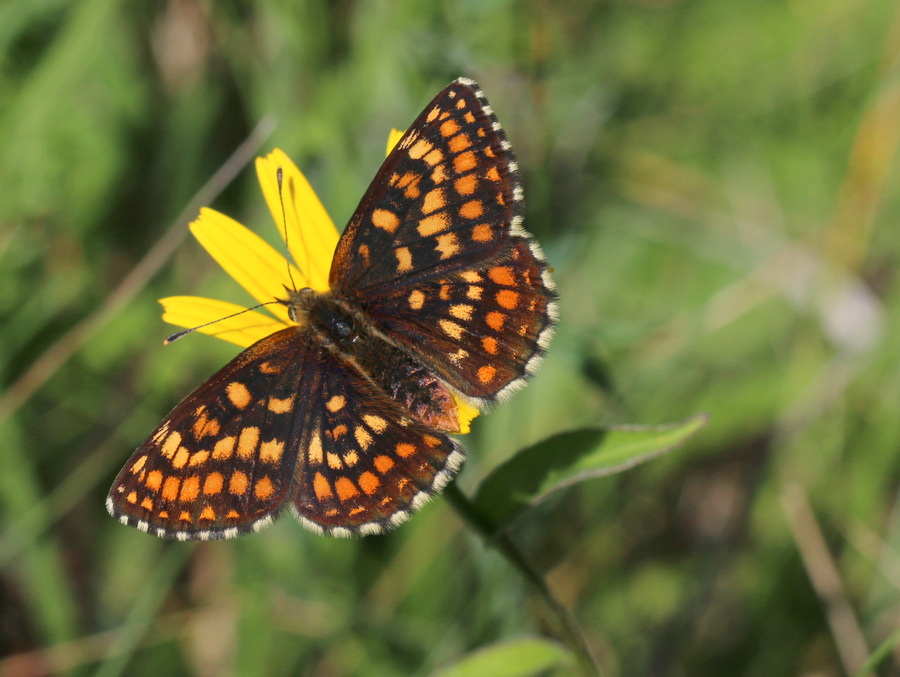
[3,0,900,675]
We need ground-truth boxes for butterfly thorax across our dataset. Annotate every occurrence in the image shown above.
[284,287,465,433]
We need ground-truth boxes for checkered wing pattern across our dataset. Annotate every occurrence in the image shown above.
[291,359,464,536]
[107,328,306,539]
[110,78,556,540]
[331,78,556,403]
[108,327,464,539]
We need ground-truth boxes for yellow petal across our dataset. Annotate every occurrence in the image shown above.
[189,207,298,325]
[386,128,405,156]
[160,296,288,348]
[255,149,338,292]
[453,396,480,434]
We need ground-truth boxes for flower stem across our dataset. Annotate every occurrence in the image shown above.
[444,482,602,677]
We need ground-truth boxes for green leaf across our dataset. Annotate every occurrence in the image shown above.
[430,637,571,677]
[472,414,709,533]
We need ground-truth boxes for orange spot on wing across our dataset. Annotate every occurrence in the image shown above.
[423,188,446,214]
[471,224,492,242]
[496,289,520,309]
[486,311,506,331]
[237,427,260,459]
[478,365,497,384]
[200,506,216,521]
[485,166,501,182]
[162,476,180,502]
[374,455,395,473]
[439,319,464,340]
[396,443,416,458]
[268,396,294,413]
[314,472,333,500]
[146,470,163,492]
[436,233,460,259]
[141,497,153,511]
[309,432,324,464]
[488,266,516,286]
[454,152,477,173]
[226,509,240,519]
[372,209,399,233]
[409,289,425,310]
[423,434,442,448]
[326,395,346,412]
[161,431,182,459]
[408,139,434,159]
[213,436,235,460]
[441,119,460,137]
[359,472,380,495]
[354,426,373,450]
[131,455,147,473]
[126,491,138,504]
[179,476,200,502]
[204,472,223,495]
[482,336,499,354]
[460,270,482,282]
[335,477,360,501]
[179,511,192,522]
[423,149,444,166]
[255,476,275,500]
[449,133,471,153]
[260,438,284,463]
[172,447,189,469]
[189,450,209,466]
[396,247,413,272]
[450,304,473,320]
[459,200,483,219]
[455,175,477,195]
[259,361,280,374]
[418,213,448,236]
[227,382,251,409]
[229,471,249,495]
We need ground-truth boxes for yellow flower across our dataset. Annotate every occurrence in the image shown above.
[160,142,478,433]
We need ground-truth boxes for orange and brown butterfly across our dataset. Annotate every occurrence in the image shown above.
[107,78,557,540]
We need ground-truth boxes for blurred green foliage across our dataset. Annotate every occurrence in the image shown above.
[2,0,900,675]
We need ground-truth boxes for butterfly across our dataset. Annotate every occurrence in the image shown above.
[107,78,557,539]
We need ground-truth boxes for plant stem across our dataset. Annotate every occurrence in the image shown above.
[444,482,602,677]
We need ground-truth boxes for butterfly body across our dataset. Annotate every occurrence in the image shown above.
[108,78,557,539]
[287,287,465,432]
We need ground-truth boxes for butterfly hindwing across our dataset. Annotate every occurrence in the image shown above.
[109,326,465,539]
[290,354,465,536]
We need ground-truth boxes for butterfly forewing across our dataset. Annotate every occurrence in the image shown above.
[107,328,308,540]
[330,78,556,403]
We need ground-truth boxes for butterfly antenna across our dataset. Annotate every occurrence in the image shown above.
[164,301,282,344]
[277,167,301,293]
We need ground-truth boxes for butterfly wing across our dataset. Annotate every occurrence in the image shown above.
[290,356,464,537]
[330,78,556,404]
[107,327,310,540]
[108,326,464,539]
